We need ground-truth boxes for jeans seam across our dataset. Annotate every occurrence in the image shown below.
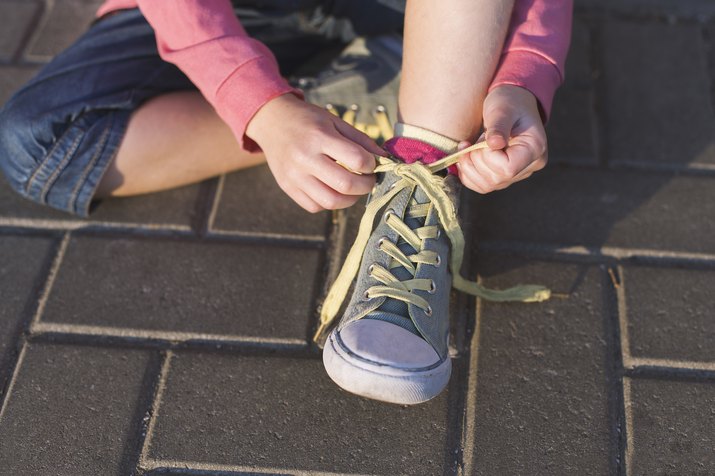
[24,123,80,195]
[38,125,85,203]
[68,112,114,212]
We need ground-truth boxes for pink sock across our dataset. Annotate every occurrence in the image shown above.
[383,137,459,175]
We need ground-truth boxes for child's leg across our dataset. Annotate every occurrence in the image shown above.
[0,6,341,214]
[398,0,515,142]
[95,91,264,198]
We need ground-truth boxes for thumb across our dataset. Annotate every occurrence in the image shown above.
[483,105,516,151]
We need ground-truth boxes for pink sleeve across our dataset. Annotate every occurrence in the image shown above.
[136,0,301,151]
[489,0,574,121]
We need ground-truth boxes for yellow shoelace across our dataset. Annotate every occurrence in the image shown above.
[327,104,394,142]
[313,141,551,344]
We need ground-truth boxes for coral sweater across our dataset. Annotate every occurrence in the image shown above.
[97,0,572,151]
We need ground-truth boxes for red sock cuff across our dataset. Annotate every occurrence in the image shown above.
[383,137,459,175]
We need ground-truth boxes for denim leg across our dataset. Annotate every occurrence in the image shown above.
[0,9,194,216]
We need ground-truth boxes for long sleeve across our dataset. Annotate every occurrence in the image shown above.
[100,0,300,151]
[489,0,574,121]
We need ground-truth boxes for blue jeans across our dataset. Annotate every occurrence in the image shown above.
[0,2,403,216]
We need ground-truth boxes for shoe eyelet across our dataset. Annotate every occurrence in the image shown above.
[434,255,441,267]
[436,229,441,239]
[383,209,395,222]
[368,264,375,275]
[424,306,433,317]
[389,182,397,190]
[377,236,388,249]
[363,290,371,300]
[428,280,436,294]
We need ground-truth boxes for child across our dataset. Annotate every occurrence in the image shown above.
[0,0,572,404]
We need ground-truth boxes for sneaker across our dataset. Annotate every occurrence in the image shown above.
[316,140,551,404]
[296,34,403,144]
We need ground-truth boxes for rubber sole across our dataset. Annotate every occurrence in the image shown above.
[322,329,451,405]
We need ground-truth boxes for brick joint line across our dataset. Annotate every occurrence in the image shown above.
[138,350,173,471]
[31,322,309,349]
[141,457,372,476]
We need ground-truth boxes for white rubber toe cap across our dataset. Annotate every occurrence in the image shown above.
[323,320,451,405]
[338,319,440,368]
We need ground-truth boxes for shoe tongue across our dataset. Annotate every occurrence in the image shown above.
[369,183,431,337]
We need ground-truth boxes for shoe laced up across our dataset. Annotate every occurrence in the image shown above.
[314,141,551,344]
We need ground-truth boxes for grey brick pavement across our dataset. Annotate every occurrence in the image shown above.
[1,1,714,475]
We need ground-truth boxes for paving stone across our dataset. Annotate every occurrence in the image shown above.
[576,0,715,18]
[0,65,38,104]
[473,166,715,254]
[24,0,103,61]
[470,256,610,475]
[146,352,452,474]
[88,183,203,226]
[602,21,715,167]
[628,378,715,475]
[41,236,322,340]
[0,235,54,375]
[547,18,596,165]
[0,177,203,227]
[548,88,595,165]
[212,166,331,237]
[622,265,715,363]
[0,343,151,475]
[0,1,40,61]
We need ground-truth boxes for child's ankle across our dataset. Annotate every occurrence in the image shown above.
[383,123,460,174]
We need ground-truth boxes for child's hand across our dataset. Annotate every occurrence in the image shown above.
[246,94,385,213]
[456,85,548,194]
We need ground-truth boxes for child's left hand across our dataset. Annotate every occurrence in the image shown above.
[456,85,548,194]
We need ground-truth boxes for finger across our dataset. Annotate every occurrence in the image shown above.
[457,140,471,151]
[483,104,516,151]
[333,120,387,158]
[455,160,492,194]
[465,147,507,189]
[480,143,534,180]
[510,151,548,183]
[312,155,376,196]
[285,186,324,214]
[306,176,360,210]
[321,129,379,175]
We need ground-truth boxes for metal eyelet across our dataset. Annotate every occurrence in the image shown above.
[363,290,371,300]
[388,182,397,190]
[368,264,375,275]
[424,306,433,317]
[434,255,441,267]
[383,209,395,222]
[377,236,388,249]
[436,229,441,239]
[428,280,436,294]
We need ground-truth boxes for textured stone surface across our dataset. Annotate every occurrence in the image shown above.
[628,378,715,475]
[25,0,104,60]
[602,21,715,167]
[147,353,452,474]
[0,1,39,61]
[471,257,610,475]
[42,236,322,339]
[547,18,596,165]
[0,343,151,475]
[0,177,203,227]
[0,65,38,104]
[0,235,54,376]
[212,166,331,237]
[88,183,204,226]
[474,167,715,254]
[623,265,715,362]
[576,0,715,17]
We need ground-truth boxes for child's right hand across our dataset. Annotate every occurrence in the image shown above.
[246,94,385,213]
